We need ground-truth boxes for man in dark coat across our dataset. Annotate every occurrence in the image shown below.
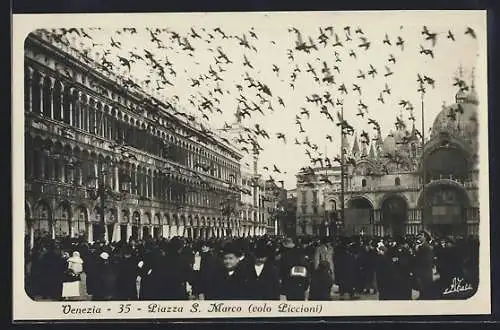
[244,241,281,300]
[235,238,255,277]
[137,247,156,300]
[309,260,334,301]
[115,246,140,300]
[144,246,172,300]
[39,242,66,300]
[161,237,193,300]
[413,231,436,300]
[194,241,224,300]
[334,240,358,299]
[211,242,248,300]
[377,244,413,300]
[279,238,310,301]
[92,252,117,301]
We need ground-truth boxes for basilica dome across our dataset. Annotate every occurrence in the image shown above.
[431,88,479,145]
[382,128,412,155]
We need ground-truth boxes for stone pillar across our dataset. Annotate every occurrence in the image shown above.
[69,218,75,238]
[112,223,119,242]
[26,66,33,112]
[151,172,155,200]
[162,225,169,238]
[60,159,66,182]
[114,166,119,192]
[87,222,93,242]
[48,76,55,119]
[170,225,177,238]
[126,224,132,242]
[104,224,109,243]
[94,162,99,185]
[38,73,45,115]
[29,225,34,251]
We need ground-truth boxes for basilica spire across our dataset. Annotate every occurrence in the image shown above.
[368,142,376,159]
[360,139,368,158]
[351,133,360,158]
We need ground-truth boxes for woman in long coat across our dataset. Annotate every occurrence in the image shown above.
[92,252,117,301]
[115,247,140,300]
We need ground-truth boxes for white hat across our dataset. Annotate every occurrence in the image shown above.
[99,252,110,260]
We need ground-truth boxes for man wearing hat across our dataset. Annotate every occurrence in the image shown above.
[194,240,223,300]
[161,237,193,300]
[115,246,140,300]
[92,251,117,301]
[313,236,335,283]
[245,240,281,300]
[413,230,436,299]
[279,237,310,301]
[211,242,248,300]
[377,240,413,300]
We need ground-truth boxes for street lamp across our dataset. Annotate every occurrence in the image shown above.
[418,78,427,231]
[220,189,241,238]
[272,204,285,236]
[86,157,131,242]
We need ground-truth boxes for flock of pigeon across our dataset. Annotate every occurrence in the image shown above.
[45,23,478,188]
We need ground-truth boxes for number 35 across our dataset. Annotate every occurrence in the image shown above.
[118,304,131,313]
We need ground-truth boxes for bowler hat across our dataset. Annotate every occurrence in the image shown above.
[254,241,271,258]
[222,242,241,257]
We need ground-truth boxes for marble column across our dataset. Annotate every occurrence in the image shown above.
[126,224,132,242]
[114,166,119,192]
[26,67,33,112]
[87,222,93,242]
[48,77,55,119]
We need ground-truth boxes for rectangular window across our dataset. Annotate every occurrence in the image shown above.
[301,191,307,205]
[312,191,318,204]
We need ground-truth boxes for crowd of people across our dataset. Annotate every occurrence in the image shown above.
[24,231,479,301]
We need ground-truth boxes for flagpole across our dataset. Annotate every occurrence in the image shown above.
[420,87,426,233]
[340,106,345,236]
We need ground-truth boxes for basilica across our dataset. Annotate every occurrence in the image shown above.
[296,77,480,238]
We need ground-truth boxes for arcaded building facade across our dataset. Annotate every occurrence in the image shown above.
[24,30,244,247]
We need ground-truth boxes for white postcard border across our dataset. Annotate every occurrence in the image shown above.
[12,11,491,320]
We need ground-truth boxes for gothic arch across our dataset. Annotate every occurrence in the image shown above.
[346,195,375,209]
[378,192,410,210]
[33,199,52,238]
[380,193,409,236]
[42,75,53,117]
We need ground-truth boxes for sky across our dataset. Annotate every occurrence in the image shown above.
[43,11,484,190]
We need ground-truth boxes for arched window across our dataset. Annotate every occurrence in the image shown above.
[89,99,96,134]
[52,81,63,121]
[80,94,89,131]
[54,203,71,239]
[74,207,87,238]
[63,87,71,125]
[72,90,79,129]
[42,76,52,118]
[25,66,31,112]
[31,71,41,114]
[395,177,401,186]
[34,202,51,239]
[362,178,367,187]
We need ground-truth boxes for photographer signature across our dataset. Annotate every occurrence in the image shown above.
[443,277,473,295]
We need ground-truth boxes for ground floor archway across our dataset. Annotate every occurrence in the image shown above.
[381,195,409,237]
[344,197,374,235]
[419,183,470,237]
